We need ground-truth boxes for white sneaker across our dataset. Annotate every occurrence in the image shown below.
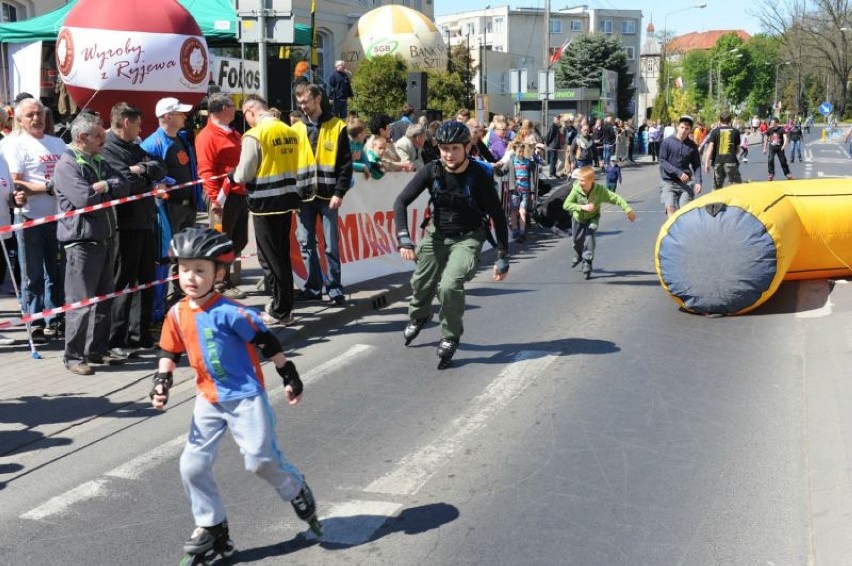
[0,333,15,346]
[261,311,295,327]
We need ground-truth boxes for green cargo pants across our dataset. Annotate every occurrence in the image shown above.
[408,225,486,340]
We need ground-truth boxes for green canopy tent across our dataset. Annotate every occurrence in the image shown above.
[0,0,312,45]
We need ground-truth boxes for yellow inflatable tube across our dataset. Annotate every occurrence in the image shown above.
[655,179,852,315]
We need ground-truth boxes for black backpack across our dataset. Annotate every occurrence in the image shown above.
[532,181,573,230]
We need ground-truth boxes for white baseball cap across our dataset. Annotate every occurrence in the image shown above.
[155,97,193,118]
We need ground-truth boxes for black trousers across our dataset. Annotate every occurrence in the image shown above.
[253,212,294,318]
[767,146,791,177]
[110,228,156,347]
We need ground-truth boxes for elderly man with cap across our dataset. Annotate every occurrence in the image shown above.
[658,114,702,217]
[326,60,353,120]
[141,96,199,303]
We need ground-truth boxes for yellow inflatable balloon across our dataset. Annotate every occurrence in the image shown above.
[655,179,852,315]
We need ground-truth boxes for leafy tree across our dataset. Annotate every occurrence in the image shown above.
[448,43,476,109]
[351,55,408,119]
[554,33,636,119]
[426,70,468,118]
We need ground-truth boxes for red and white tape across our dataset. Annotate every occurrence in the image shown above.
[0,174,226,235]
[0,251,259,331]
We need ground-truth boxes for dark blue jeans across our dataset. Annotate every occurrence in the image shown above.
[15,217,63,327]
[297,198,342,298]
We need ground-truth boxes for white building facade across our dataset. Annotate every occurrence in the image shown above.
[437,5,641,119]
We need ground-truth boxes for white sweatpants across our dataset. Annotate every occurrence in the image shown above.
[180,393,303,527]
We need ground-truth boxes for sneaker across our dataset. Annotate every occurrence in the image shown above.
[0,334,15,346]
[31,327,48,344]
[261,311,295,327]
[67,362,95,376]
[43,320,64,337]
[86,353,124,366]
[223,286,246,300]
[109,347,135,360]
[330,294,346,307]
[295,290,323,302]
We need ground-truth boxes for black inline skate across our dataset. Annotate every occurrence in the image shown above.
[179,520,234,565]
[291,480,323,537]
[436,338,459,370]
[403,317,429,346]
[582,260,592,280]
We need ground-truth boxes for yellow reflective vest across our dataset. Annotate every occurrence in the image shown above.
[292,116,346,199]
[244,116,316,215]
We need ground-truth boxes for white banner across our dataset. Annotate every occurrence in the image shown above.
[209,56,260,95]
[291,171,429,286]
[7,41,42,102]
[57,27,208,93]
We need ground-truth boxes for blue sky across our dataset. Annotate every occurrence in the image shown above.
[433,1,764,37]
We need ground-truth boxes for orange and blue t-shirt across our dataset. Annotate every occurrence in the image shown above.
[159,294,267,404]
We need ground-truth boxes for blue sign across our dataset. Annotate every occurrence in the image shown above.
[819,101,833,116]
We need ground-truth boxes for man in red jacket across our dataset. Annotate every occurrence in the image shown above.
[195,93,249,298]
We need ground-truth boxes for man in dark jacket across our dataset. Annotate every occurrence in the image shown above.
[100,102,166,356]
[659,115,702,216]
[54,112,129,375]
[544,115,562,178]
[326,60,354,119]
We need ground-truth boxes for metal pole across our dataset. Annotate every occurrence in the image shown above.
[542,0,550,127]
[773,63,779,114]
[467,34,472,107]
[258,3,268,101]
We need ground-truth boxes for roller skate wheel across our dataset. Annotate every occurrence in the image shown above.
[179,554,210,566]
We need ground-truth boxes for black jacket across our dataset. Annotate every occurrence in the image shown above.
[54,149,129,243]
[100,130,162,231]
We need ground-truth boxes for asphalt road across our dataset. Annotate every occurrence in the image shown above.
[2,128,852,565]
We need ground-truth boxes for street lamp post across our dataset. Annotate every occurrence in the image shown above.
[773,61,791,114]
[662,2,708,106]
[716,49,741,107]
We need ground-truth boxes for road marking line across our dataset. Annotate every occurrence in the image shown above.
[21,346,373,520]
[315,499,403,545]
[105,435,187,480]
[364,351,557,496]
[20,479,109,521]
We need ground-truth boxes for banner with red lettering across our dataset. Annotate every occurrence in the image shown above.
[291,171,429,286]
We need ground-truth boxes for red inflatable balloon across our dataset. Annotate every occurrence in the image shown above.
[56,0,209,133]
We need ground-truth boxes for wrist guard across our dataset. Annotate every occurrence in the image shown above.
[495,250,509,275]
[277,360,303,398]
[397,229,415,251]
[149,371,174,405]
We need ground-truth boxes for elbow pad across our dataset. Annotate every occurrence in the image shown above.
[251,330,283,359]
[158,348,182,364]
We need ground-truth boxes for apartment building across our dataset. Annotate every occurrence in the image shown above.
[436,4,641,118]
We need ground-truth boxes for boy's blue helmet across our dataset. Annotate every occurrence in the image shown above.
[435,120,471,145]
[169,227,235,264]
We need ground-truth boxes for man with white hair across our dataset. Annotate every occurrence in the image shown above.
[394,124,426,170]
[327,60,354,119]
[53,111,129,375]
[3,97,68,344]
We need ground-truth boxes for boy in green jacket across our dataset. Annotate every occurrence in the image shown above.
[563,165,636,279]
